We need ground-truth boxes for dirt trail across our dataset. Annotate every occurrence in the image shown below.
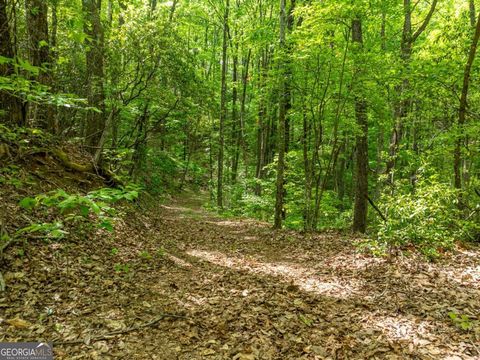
[1,193,479,359]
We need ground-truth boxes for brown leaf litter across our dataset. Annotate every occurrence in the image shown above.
[1,190,479,359]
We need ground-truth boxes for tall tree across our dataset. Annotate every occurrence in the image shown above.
[237,48,251,179]
[284,0,295,153]
[385,0,438,184]
[169,0,178,22]
[470,0,476,27]
[217,0,229,208]
[25,0,51,129]
[352,17,368,233]
[231,38,239,183]
[150,0,157,12]
[0,0,23,125]
[274,0,288,229]
[454,10,480,203]
[82,0,105,155]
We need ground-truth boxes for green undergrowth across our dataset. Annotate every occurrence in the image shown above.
[206,174,479,261]
[17,185,142,240]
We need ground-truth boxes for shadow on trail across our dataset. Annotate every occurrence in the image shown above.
[152,200,479,359]
[179,247,478,359]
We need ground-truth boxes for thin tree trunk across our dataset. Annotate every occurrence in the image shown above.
[169,0,178,22]
[239,48,251,178]
[302,100,313,231]
[470,0,476,27]
[107,0,113,25]
[336,140,346,206]
[255,51,268,196]
[129,102,150,179]
[150,0,157,11]
[83,0,106,157]
[50,0,60,134]
[231,42,239,183]
[385,0,437,184]
[376,6,387,197]
[217,0,229,208]
[274,0,287,229]
[25,0,51,130]
[51,0,58,55]
[118,0,126,26]
[284,0,295,154]
[454,10,480,204]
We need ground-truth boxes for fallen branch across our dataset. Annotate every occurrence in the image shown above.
[52,313,187,346]
[367,195,387,222]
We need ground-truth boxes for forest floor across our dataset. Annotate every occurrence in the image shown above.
[2,181,480,359]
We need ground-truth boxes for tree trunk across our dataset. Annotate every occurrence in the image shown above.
[118,1,126,27]
[255,50,268,196]
[83,0,105,156]
[470,0,476,27]
[25,0,49,70]
[454,10,480,203]
[51,0,58,55]
[336,140,346,206]
[107,0,113,25]
[352,18,369,234]
[217,0,229,208]
[150,0,157,12]
[25,0,51,130]
[385,0,437,184]
[239,48,251,178]
[274,0,287,229]
[0,0,23,126]
[284,0,295,154]
[231,42,239,183]
[169,0,178,22]
[129,102,150,179]
[302,102,313,231]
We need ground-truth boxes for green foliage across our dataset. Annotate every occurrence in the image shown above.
[0,59,89,109]
[222,179,274,221]
[373,177,460,258]
[2,0,480,258]
[89,184,142,202]
[448,312,475,332]
[114,263,131,274]
[156,247,166,258]
[17,222,67,239]
[0,165,24,188]
[18,186,141,240]
[315,191,351,231]
[139,250,152,260]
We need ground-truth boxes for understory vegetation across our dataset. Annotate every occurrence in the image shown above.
[1,1,480,261]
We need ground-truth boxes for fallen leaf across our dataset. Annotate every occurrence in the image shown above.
[233,353,255,360]
[6,318,31,329]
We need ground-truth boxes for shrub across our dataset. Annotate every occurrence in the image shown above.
[18,185,141,239]
[374,177,460,258]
